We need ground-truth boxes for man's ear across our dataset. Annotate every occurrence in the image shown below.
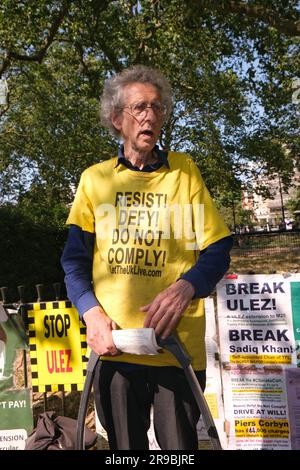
[112,112,122,131]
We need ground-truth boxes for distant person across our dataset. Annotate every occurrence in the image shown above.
[61,65,233,450]
[279,220,286,231]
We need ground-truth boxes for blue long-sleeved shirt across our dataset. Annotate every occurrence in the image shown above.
[61,145,233,317]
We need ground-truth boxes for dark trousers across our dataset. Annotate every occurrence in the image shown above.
[94,362,206,450]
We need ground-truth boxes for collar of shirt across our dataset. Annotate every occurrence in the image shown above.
[114,144,170,172]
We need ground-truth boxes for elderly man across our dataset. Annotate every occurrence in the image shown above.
[61,65,232,450]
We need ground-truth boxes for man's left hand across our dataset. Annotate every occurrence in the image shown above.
[140,279,195,339]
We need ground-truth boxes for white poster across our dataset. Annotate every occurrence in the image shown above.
[222,366,289,449]
[216,274,300,450]
[217,274,298,367]
[197,297,227,449]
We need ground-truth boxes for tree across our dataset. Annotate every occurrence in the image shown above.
[0,0,299,211]
[0,205,67,300]
[0,1,73,77]
[188,1,300,37]
[287,185,300,213]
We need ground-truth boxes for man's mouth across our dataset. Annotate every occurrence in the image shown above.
[139,130,154,137]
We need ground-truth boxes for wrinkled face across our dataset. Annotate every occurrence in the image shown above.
[112,82,164,154]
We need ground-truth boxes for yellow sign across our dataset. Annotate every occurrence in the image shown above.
[230,354,292,364]
[26,301,87,392]
[235,418,289,439]
[204,393,219,419]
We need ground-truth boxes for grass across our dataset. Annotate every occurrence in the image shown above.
[229,248,300,274]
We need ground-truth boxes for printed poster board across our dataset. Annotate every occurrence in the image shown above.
[216,274,300,450]
[0,309,28,392]
[196,297,227,449]
[0,307,33,450]
[27,301,87,392]
[0,388,32,450]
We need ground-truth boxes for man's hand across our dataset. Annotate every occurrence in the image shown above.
[140,279,195,339]
[83,306,121,356]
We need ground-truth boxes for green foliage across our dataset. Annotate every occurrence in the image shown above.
[0,204,67,301]
[1,1,299,202]
[287,186,300,214]
[216,188,256,230]
[17,181,70,228]
[0,0,299,287]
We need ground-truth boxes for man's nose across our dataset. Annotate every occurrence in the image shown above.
[141,106,157,122]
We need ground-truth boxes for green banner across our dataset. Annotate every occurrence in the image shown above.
[291,282,300,341]
[0,314,28,392]
[0,388,33,450]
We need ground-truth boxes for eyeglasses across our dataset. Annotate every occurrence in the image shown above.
[122,101,167,117]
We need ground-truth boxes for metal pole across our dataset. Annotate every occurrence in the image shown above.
[17,285,28,388]
[61,390,66,416]
[53,283,62,301]
[232,199,237,234]
[35,284,48,410]
[0,287,8,304]
[278,176,286,227]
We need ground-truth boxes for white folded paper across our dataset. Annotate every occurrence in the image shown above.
[112,328,161,355]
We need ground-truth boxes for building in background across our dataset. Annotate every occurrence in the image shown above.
[242,170,300,230]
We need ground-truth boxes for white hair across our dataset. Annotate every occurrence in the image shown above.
[100,65,173,138]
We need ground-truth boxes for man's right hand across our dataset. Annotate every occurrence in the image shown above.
[83,306,121,356]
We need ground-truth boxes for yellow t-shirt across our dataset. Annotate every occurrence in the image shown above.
[66,152,230,369]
